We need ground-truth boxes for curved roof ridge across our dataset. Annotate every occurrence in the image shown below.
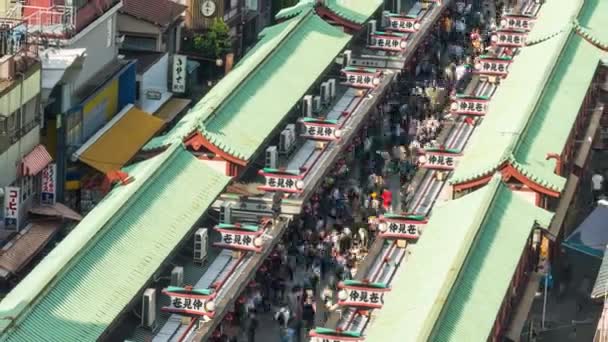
[573,20,608,51]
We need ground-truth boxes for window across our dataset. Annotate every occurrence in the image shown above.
[123,36,157,51]
[224,0,231,10]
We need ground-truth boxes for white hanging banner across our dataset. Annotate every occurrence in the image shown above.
[378,215,428,240]
[500,15,535,31]
[3,187,20,229]
[387,16,420,33]
[172,54,187,93]
[495,30,527,47]
[474,57,511,77]
[213,224,265,252]
[341,68,381,89]
[421,150,460,170]
[40,163,57,205]
[300,119,341,141]
[450,97,489,116]
[258,169,304,193]
[161,287,215,317]
[368,33,407,52]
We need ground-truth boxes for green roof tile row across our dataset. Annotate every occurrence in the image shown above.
[431,182,553,341]
[511,0,608,192]
[275,0,314,20]
[365,177,553,342]
[450,0,584,189]
[197,12,352,161]
[0,146,230,341]
[321,0,383,25]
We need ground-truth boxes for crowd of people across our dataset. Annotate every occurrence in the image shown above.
[210,1,512,341]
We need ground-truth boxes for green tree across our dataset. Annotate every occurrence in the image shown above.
[193,19,232,58]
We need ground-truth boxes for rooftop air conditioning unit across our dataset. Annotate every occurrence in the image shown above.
[194,228,208,264]
[367,20,377,45]
[343,50,352,67]
[328,79,336,99]
[171,266,184,287]
[302,95,313,117]
[312,96,322,114]
[142,289,157,330]
[320,82,330,105]
[265,146,278,169]
[220,203,232,224]
[381,10,390,27]
[279,125,296,154]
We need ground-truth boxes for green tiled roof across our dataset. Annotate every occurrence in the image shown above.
[198,12,351,161]
[322,0,383,25]
[365,177,553,342]
[364,177,501,342]
[431,184,553,341]
[450,0,584,189]
[143,13,311,152]
[275,0,314,20]
[511,0,608,192]
[0,145,230,341]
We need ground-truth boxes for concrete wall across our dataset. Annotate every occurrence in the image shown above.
[139,53,170,113]
[70,12,118,91]
[0,126,40,189]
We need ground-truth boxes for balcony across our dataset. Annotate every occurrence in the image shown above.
[4,0,120,45]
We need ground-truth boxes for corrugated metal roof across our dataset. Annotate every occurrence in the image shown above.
[121,0,186,27]
[593,246,608,299]
[0,146,230,341]
[431,185,553,341]
[322,0,383,25]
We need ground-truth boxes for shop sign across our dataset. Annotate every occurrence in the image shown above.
[213,223,265,252]
[475,58,510,76]
[450,96,489,116]
[341,68,381,89]
[369,32,407,52]
[501,15,534,31]
[378,214,427,240]
[387,16,420,33]
[421,149,460,170]
[337,280,390,309]
[162,286,215,317]
[309,328,364,342]
[258,169,304,193]
[40,163,57,205]
[145,89,162,100]
[3,187,20,229]
[300,118,341,141]
[172,54,187,93]
[495,31,526,47]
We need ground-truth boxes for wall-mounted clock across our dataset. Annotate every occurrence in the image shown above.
[201,0,217,17]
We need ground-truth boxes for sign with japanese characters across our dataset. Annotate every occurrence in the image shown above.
[162,286,215,317]
[3,187,20,229]
[341,67,381,89]
[369,32,407,52]
[309,328,364,342]
[379,214,428,240]
[475,58,511,77]
[495,30,526,47]
[172,54,187,93]
[258,169,304,193]
[421,149,460,170]
[300,118,341,141]
[337,280,390,309]
[40,163,56,205]
[213,223,264,252]
[450,96,489,116]
[500,16,534,32]
[387,16,419,33]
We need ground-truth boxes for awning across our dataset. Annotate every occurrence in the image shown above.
[71,104,165,173]
[0,220,62,279]
[21,145,53,176]
[154,98,191,123]
[29,203,83,221]
[563,202,608,258]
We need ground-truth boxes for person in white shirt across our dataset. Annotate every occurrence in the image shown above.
[592,171,604,201]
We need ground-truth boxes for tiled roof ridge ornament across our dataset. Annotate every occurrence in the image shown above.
[572,20,608,52]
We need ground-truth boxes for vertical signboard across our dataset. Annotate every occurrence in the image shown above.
[3,187,20,229]
[41,163,57,205]
[172,54,187,93]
